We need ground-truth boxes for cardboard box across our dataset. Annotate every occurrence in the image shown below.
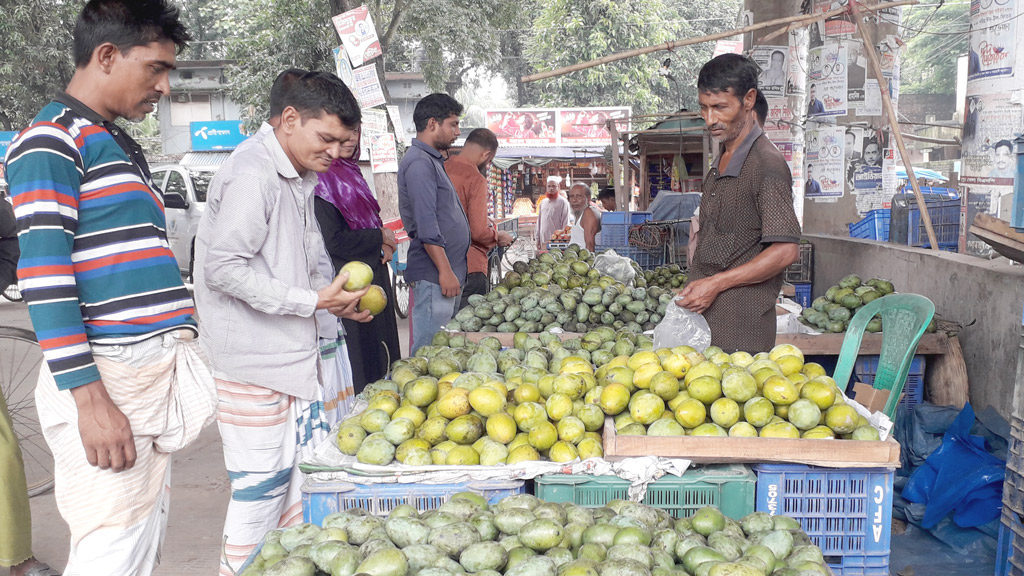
[851,382,896,414]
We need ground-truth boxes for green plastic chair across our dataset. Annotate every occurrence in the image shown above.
[832,293,935,420]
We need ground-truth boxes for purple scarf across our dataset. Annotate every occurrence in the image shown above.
[314,135,382,230]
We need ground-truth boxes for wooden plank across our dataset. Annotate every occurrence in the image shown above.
[603,417,900,468]
[776,332,948,355]
[970,224,1024,264]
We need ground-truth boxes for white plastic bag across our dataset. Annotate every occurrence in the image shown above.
[653,298,711,351]
[593,249,637,285]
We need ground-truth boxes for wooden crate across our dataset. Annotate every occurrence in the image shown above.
[602,417,900,468]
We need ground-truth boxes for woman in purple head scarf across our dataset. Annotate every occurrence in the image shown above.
[314,128,401,393]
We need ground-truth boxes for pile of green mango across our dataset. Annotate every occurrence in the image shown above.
[799,276,897,333]
[240,493,831,576]
[639,265,687,290]
[448,245,673,335]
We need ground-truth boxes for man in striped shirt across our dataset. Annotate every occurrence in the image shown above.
[4,1,216,573]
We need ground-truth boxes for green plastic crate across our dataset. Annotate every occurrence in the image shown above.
[534,464,756,519]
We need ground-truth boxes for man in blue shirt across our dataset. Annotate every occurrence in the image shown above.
[398,93,471,353]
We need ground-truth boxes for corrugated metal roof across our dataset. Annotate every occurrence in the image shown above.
[181,151,231,168]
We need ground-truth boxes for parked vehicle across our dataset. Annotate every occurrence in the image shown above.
[151,165,216,281]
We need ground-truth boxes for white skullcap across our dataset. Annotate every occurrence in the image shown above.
[546,175,562,184]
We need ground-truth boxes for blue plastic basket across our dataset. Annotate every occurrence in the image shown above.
[754,464,894,576]
[906,198,960,249]
[792,283,812,308]
[600,211,652,247]
[301,478,525,523]
[846,355,925,409]
[849,209,891,241]
[996,509,1024,576]
[596,244,665,270]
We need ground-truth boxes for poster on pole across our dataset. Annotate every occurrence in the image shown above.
[386,105,405,139]
[369,133,398,173]
[961,92,1023,186]
[807,43,848,118]
[968,0,1016,81]
[485,110,558,145]
[352,64,386,109]
[764,97,797,145]
[333,46,355,87]
[332,5,383,67]
[881,144,901,198]
[846,40,867,110]
[852,130,887,211]
[804,126,845,198]
[753,46,789,98]
[712,40,744,58]
[559,108,630,146]
[813,0,856,37]
[361,108,388,135]
[786,33,808,96]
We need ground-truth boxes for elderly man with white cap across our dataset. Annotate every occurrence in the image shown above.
[538,175,571,250]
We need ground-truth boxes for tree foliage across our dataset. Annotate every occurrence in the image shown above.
[0,1,79,131]
[899,2,968,95]
[523,0,740,116]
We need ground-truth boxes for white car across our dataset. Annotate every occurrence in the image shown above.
[151,165,216,281]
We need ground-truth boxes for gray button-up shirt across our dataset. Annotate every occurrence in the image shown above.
[398,139,471,285]
[194,124,330,399]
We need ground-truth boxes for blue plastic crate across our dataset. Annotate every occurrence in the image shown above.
[846,355,925,409]
[600,211,652,247]
[907,198,960,249]
[997,509,1024,576]
[792,283,812,308]
[597,244,665,270]
[754,464,894,576]
[849,209,891,241]
[301,479,525,523]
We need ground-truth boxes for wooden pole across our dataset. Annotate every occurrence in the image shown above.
[850,0,940,250]
[521,0,918,83]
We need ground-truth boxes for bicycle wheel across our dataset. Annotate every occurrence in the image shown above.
[2,284,23,302]
[392,270,410,319]
[0,326,53,496]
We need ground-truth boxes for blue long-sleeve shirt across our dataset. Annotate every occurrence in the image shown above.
[397,139,470,285]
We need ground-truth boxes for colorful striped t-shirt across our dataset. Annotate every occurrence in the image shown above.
[5,95,197,390]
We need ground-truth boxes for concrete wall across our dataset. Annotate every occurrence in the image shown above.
[808,234,1024,420]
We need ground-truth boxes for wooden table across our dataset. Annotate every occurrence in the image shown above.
[776,332,950,355]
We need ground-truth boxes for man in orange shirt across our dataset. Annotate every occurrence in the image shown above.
[446,128,513,310]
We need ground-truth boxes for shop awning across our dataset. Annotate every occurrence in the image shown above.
[181,151,232,169]
[492,147,605,170]
[897,166,947,182]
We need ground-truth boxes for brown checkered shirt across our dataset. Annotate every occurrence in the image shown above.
[691,124,801,353]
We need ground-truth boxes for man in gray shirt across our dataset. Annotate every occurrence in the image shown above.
[193,71,371,574]
[398,93,471,354]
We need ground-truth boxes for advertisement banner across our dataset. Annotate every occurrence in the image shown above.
[807,43,848,118]
[754,46,789,98]
[0,131,17,165]
[961,92,1023,185]
[369,133,398,173]
[968,0,1016,81]
[190,121,247,151]
[558,108,630,146]
[352,64,386,109]
[805,126,846,198]
[486,110,557,145]
[332,5,382,67]
[386,105,405,138]
[786,31,809,96]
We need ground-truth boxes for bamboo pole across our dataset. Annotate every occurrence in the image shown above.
[521,0,918,83]
[850,0,939,250]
